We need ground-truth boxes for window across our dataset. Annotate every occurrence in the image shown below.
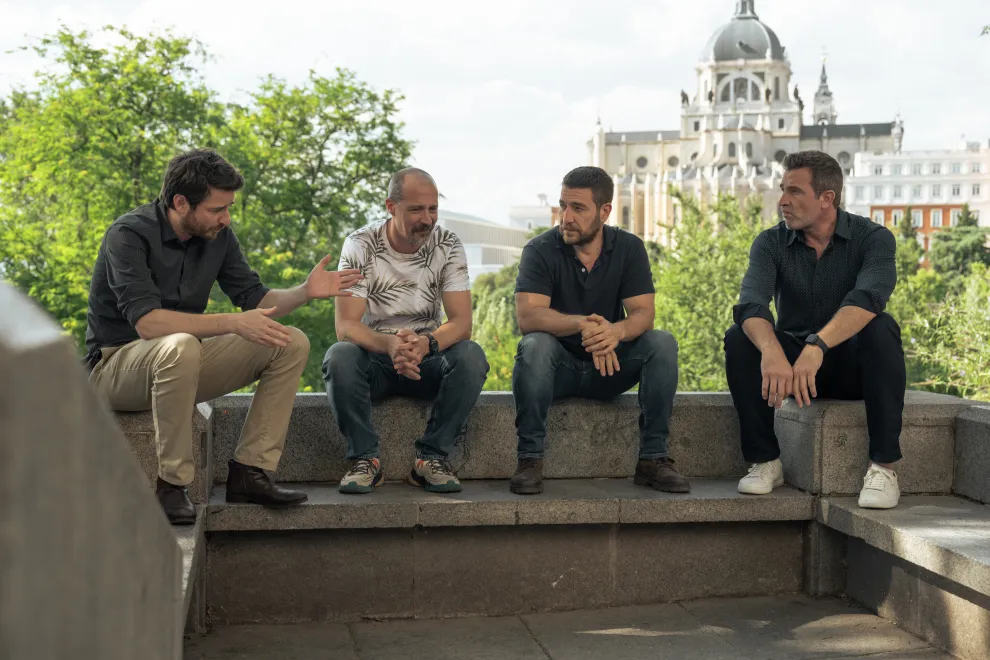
[622,207,630,228]
[892,164,903,175]
[971,162,982,174]
[951,209,962,226]
[746,142,753,158]
[873,185,884,199]
[774,77,780,100]
[636,156,648,169]
[931,163,942,174]
[721,84,731,102]
[778,118,785,130]
[951,163,962,174]
[751,81,760,101]
[872,210,885,224]
[912,185,922,198]
[728,142,737,158]
[668,156,679,168]
[952,184,961,197]
[912,209,923,227]
[855,186,865,201]
[733,77,748,101]
[893,185,903,199]
[713,143,717,156]
[931,209,943,228]
[912,163,922,175]
[973,184,981,196]
[892,210,903,226]
[932,184,942,198]
[873,165,884,176]
[694,121,700,131]
[774,150,787,163]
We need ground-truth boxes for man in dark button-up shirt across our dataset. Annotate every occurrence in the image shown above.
[724,151,905,510]
[86,149,361,524]
[510,166,688,496]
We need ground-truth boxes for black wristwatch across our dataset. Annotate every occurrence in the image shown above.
[425,333,439,356]
[805,333,829,355]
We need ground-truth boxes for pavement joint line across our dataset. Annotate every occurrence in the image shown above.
[518,614,553,659]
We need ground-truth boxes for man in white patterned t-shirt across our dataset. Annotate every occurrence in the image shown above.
[323,168,489,494]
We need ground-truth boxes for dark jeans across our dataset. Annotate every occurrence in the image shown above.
[512,330,679,459]
[723,313,905,465]
[322,340,490,460]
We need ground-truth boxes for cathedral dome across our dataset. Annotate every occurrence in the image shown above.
[702,1,785,62]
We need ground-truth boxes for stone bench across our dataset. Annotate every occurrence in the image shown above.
[954,405,990,504]
[114,403,214,504]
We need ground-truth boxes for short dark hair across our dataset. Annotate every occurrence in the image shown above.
[782,150,843,208]
[387,167,437,202]
[561,166,614,208]
[159,149,244,209]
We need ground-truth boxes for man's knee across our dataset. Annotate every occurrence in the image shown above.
[516,332,559,365]
[859,313,901,345]
[278,326,311,363]
[446,340,490,380]
[638,329,678,360]
[322,341,367,382]
[723,324,753,356]
[158,333,202,373]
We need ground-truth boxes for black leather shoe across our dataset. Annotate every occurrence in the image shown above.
[225,459,308,507]
[510,457,544,495]
[156,478,196,525]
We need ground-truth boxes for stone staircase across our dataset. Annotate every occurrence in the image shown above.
[109,390,990,659]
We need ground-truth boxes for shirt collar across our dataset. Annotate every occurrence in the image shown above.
[785,208,850,246]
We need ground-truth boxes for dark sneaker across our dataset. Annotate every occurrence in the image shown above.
[634,457,691,493]
[339,457,384,494]
[156,477,196,525]
[408,458,462,493]
[510,457,544,495]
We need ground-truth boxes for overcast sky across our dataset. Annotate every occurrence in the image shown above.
[2,0,988,224]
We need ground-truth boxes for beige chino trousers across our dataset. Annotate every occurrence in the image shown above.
[89,329,309,486]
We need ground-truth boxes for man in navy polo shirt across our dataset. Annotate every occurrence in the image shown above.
[510,166,687,495]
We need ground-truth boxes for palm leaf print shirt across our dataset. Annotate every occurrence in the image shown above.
[337,220,471,334]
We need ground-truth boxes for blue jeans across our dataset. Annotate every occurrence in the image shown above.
[512,330,678,459]
[322,340,489,460]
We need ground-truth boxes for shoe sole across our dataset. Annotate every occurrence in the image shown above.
[633,475,691,493]
[858,500,899,509]
[510,484,543,495]
[339,472,385,495]
[168,515,197,525]
[225,493,309,507]
[737,477,785,495]
[408,471,462,493]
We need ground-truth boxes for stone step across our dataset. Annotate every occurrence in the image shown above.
[819,495,990,660]
[175,508,207,634]
[203,478,815,625]
[954,405,990,504]
[205,478,815,532]
[211,392,747,484]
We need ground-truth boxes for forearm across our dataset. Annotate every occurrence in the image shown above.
[742,317,785,355]
[615,309,654,342]
[336,319,393,354]
[429,318,472,351]
[518,307,586,337]
[135,309,238,341]
[259,285,310,318]
[817,306,876,349]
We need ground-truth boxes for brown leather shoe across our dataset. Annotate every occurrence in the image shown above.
[510,457,544,495]
[634,457,691,493]
[156,478,196,525]
[225,459,308,507]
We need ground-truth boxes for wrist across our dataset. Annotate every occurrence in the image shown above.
[614,321,627,342]
[224,313,241,335]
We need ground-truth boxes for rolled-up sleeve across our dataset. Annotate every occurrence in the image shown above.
[841,226,896,314]
[216,230,270,311]
[104,226,162,327]
[732,232,777,327]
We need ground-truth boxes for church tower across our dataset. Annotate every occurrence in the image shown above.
[813,60,838,125]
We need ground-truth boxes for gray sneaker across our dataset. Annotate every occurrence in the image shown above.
[408,458,462,493]
[339,457,383,494]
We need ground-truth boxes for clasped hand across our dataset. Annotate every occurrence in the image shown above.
[761,345,823,408]
[389,329,430,381]
[580,314,624,377]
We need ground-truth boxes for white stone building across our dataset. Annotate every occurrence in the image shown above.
[588,0,901,244]
[436,209,529,282]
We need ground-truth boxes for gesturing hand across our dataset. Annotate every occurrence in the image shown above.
[389,329,429,381]
[581,313,624,355]
[761,347,794,409]
[791,345,824,408]
[235,307,293,348]
[305,254,363,299]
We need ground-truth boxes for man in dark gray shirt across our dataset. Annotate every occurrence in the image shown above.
[725,150,905,509]
[86,149,361,523]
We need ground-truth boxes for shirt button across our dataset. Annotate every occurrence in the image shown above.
[581,268,586,272]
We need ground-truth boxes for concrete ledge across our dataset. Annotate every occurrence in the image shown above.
[776,391,971,495]
[954,406,990,504]
[176,509,207,634]
[212,392,747,484]
[204,479,814,532]
[818,495,990,597]
[115,403,214,504]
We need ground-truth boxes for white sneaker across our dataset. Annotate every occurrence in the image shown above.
[858,464,900,509]
[738,459,785,495]
[339,457,383,494]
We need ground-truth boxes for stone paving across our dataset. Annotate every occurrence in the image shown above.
[185,595,952,659]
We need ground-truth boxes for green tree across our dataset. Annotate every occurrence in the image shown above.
[928,204,990,282]
[472,262,521,390]
[653,192,767,391]
[0,26,411,391]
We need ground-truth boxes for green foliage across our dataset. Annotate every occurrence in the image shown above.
[472,262,521,390]
[653,192,767,391]
[928,204,990,284]
[0,26,411,391]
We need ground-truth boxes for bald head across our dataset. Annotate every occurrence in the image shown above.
[387,167,437,202]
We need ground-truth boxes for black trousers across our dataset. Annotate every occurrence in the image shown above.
[723,313,905,465]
